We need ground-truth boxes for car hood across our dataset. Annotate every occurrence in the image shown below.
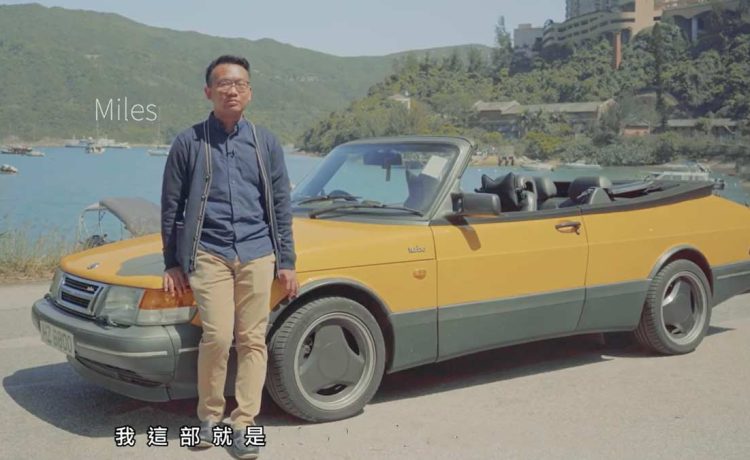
[60,217,435,289]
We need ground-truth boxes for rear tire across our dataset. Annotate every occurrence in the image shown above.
[635,260,712,354]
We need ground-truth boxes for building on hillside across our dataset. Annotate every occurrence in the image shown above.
[543,1,742,64]
[662,0,744,42]
[474,99,616,137]
[667,118,739,137]
[622,122,652,136]
[387,93,412,111]
[514,23,545,57]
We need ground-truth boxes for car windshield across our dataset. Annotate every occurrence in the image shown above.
[291,142,460,216]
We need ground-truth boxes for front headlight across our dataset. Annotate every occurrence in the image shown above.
[49,268,63,300]
[97,286,196,326]
[98,285,143,325]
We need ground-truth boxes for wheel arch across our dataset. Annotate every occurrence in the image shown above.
[268,278,395,371]
[647,245,714,295]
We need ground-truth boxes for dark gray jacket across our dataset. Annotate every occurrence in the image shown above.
[161,116,296,275]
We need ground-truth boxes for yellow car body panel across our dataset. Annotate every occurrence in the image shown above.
[431,216,588,306]
[583,196,750,286]
[61,218,437,315]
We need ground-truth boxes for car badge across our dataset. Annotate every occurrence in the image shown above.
[408,246,426,254]
[87,262,100,270]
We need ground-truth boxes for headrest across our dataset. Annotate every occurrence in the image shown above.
[476,172,520,211]
[533,176,557,202]
[568,176,613,199]
[405,169,440,209]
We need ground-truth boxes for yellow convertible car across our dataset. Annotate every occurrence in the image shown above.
[32,136,750,422]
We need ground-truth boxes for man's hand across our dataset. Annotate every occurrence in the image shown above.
[278,269,299,300]
[163,267,190,296]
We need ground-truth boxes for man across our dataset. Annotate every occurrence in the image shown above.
[161,54,298,459]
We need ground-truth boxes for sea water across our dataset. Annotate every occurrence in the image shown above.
[0,146,747,241]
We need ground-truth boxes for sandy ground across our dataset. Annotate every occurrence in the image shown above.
[1,282,749,460]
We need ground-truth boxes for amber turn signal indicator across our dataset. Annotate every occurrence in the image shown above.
[139,289,196,310]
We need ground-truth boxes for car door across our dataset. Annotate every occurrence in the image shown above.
[431,207,589,360]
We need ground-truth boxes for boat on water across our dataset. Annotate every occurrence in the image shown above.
[64,138,87,148]
[1,164,18,174]
[1,145,45,157]
[644,162,725,189]
[645,170,711,181]
[657,160,709,172]
[561,160,602,170]
[1,145,32,155]
[88,137,129,148]
[147,148,169,157]
[86,144,106,154]
[520,161,555,172]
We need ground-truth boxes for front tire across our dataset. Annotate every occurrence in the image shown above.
[266,296,386,422]
[635,259,712,355]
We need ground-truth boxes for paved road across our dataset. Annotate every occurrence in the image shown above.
[1,281,749,460]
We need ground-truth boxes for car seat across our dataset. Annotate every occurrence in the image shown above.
[559,176,613,207]
[476,172,537,212]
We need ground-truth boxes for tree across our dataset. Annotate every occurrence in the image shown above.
[443,49,463,72]
[652,22,668,131]
[466,47,485,76]
[490,16,513,79]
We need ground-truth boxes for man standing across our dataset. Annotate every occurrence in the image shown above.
[161,55,298,459]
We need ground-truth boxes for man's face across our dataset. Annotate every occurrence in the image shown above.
[204,63,252,117]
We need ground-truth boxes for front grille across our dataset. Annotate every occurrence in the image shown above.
[55,274,106,316]
[64,276,99,294]
[61,291,90,309]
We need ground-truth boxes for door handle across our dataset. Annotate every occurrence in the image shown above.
[555,221,581,234]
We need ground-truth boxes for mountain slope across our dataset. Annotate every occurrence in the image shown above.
[0,4,490,143]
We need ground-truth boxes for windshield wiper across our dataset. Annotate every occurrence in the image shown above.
[309,202,423,219]
[295,194,361,205]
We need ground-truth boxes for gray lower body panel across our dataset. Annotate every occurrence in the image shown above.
[714,261,750,306]
[387,308,438,373]
[576,280,649,332]
[437,288,585,362]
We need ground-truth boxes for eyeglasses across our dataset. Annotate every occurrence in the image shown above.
[214,79,251,93]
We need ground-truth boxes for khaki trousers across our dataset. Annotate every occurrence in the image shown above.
[188,249,276,430]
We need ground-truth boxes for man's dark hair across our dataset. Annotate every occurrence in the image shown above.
[205,55,251,85]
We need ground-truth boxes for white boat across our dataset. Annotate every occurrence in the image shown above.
[1,145,32,155]
[561,160,602,170]
[24,149,45,157]
[645,170,711,181]
[520,161,555,172]
[147,148,169,157]
[644,162,725,189]
[64,138,87,148]
[1,164,18,174]
[657,161,709,172]
[86,144,105,154]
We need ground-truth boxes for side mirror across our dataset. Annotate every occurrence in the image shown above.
[450,192,501,217]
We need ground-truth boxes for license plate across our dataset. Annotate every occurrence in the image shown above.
[40,321,75,357]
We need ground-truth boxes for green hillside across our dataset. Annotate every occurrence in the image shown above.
[0,3,490,143]
[299,8,750,164]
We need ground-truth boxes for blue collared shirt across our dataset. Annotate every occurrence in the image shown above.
[198,113,273,264]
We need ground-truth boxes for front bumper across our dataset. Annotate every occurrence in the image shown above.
[31,295,202,401]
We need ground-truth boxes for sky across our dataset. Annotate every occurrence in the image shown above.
[1,0,565,56]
